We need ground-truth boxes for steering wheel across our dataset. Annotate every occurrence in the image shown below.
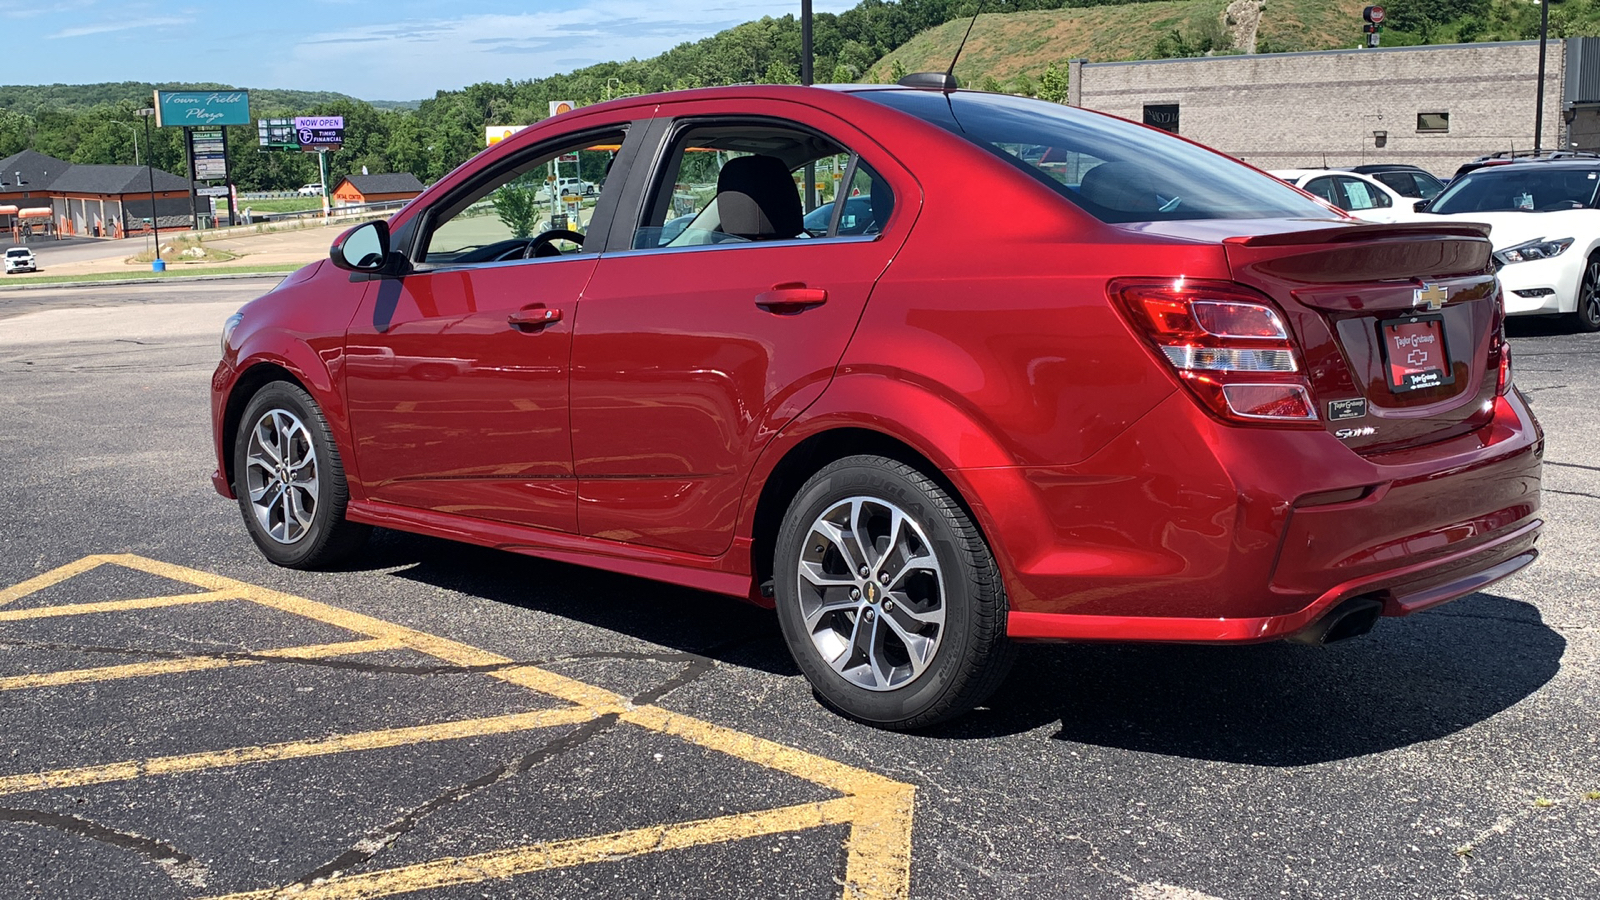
[523,229,585,259]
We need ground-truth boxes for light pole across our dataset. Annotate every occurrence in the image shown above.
[134,108,163,271]
[1535,0,1550,155]
[110,120,140,165]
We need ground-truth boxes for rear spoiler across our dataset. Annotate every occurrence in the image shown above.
[1223,221,1492,248]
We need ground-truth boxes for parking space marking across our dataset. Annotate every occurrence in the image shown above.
[0,708,603,797]
[0,637,402,691]
[1,554,916,900]
[0,589,237,622]
[207,798,866,900]
[0,554,115,607]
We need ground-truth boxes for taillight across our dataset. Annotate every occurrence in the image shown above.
[1111,278,1318,425]
[1489,286,1512,396]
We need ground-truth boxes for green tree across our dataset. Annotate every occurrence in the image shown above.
[889,59,908,83]
[1389,0,1492,43]
[495,181,541,238]
[1038,61,1070,103]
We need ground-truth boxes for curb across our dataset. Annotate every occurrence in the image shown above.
[0,271,294,293]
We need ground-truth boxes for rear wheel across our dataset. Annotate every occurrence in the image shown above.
[773,456,1014,729]
[233,382,369,568]
[1575,255,1600,333]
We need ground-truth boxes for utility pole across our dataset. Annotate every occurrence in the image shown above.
[801,0,817,212]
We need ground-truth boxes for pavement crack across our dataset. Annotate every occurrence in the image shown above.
[1544,488,1600,501]
[0,638,544,677]
[1544,459,1600,474]
[0,806,210,887]
[290,713,621,888]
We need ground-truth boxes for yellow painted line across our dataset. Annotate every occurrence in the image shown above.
[0,590,237,622]
[203,797,864,900]
[3,555,918,898]
[0,707,598,797]
[0,555,118,608]
[100,554,631,713]
[0,638,402,691]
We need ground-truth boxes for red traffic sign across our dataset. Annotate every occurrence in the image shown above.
[1364,5,1385,24]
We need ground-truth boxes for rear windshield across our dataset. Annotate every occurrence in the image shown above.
[858,90,1332,224]
[1429,166,1600,213]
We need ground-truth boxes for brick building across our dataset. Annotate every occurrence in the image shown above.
[331,173,425,207]
[1068,38,1600,176]
[0,149,194,240]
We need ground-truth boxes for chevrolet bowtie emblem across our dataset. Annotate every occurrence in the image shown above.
[1413,282,1449,311]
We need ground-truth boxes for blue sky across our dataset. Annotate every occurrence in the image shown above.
[10,1,858,100]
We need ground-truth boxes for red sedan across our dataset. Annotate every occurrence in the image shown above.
[211,83,1543,728]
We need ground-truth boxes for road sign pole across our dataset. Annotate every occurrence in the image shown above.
[185,126,200,231]
[318,149,330,220]
[1535,0,1550,154]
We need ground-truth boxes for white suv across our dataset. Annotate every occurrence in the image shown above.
[297,183,324,196]
[4,247,36,274]
[537,177,595,200]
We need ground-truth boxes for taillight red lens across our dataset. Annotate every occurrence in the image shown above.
[1111,279,1319,426]
[1490,287,1512,396]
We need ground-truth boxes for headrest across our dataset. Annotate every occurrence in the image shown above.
[716,155,803,239]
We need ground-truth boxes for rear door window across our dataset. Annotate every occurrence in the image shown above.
[859,90,1331,223]
[1301,176,1345,207]
[1337,177,1390,211]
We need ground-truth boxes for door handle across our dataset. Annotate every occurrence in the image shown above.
[508,306,562,331]
[755,285,828,315]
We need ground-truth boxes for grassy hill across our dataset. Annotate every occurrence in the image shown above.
[864,0,1415,85]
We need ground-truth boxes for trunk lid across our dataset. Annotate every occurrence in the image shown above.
[1218,222,1500,455]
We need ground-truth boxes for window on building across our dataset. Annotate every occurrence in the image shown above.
[1143,104,1180,134]
[1417,112,1450,133]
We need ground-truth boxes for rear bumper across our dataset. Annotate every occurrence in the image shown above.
[1008,528,1538,643]
[962,389,1542,643]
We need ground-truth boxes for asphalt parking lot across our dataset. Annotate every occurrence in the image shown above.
[0,280,1595,899]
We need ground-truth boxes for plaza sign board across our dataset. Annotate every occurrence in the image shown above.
[295,116,345,152]
[191,128,228,180]
[155,91,251,127]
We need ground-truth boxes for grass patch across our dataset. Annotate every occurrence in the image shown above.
[6,264,303,286]
[129,234,240,265]
[237,197,326,214]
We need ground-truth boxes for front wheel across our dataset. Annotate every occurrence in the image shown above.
[773,456,1015,729]
[233,382,370,568]
[1575,255,1600,333]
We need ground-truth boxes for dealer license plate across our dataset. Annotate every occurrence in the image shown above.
[1380,314,1455,393]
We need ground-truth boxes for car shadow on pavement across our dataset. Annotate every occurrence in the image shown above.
[346,529,801,677]
[929,592,1563,765]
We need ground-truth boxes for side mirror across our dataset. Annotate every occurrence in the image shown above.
[1412,199,1429,213]
[330,220,392,273]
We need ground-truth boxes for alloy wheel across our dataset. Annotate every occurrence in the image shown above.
[796,496,947,691]
[243,408,320,544]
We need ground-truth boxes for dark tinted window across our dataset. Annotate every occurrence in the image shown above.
[1372,170,1444,200]
[859,90,1331,224]
[1430,166,1600,214]
[1302,176,1343,206]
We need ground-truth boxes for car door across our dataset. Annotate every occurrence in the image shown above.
[342,124,639,533]
[568,103,917,556]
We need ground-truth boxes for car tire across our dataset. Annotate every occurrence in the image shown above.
[1575,254,1600,333]
[233,382,370,569]
[773,455,1015,730]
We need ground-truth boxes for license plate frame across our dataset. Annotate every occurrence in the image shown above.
[1378,313,1455,394]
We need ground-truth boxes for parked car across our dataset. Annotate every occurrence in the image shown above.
[1417,159,1600,330]
[1344,164,1447,201]
[4,247,36,274]
[297,183,324,196]
[1450,149,1600,182]
[537,176,596,200]
[1270,168,1409,222]
[212,83,1543,728]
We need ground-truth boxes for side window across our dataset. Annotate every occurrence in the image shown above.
[1373,171,1420,199]
[834,162,895,236]
[633,123,861,250]
[419,130,625,266]
[1301,176,1344,207]
[1339,177,1389,210]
